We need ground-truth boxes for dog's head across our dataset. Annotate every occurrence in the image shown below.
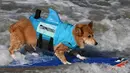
[73,21,98,48]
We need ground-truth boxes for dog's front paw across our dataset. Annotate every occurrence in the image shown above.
[63,61,72,64]
[79,56,86,60]
[31,53,39,57]
[76,54,86,60]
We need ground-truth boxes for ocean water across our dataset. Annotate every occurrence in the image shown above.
[0,0,130,73]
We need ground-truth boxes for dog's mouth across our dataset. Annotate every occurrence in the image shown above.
[83,40,95,46]
[82,38,96,47]
[83,41,86,45]
[83,40,88,47]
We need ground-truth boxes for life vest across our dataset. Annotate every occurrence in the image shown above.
[29,8,78,49]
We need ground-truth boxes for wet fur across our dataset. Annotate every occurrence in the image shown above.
[8,18,37,58]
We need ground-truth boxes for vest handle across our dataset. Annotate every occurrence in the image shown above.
[34,9,41,19]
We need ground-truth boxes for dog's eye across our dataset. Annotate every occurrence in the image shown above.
[88,35,91,38]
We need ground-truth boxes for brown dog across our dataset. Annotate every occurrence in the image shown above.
[54,22,98,64]
[8,18,37,59]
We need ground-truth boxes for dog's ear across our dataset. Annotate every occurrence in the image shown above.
[75,27,83,36]
[88,21,93,29]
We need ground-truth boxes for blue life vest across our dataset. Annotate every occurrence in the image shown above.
[29,8,78,49]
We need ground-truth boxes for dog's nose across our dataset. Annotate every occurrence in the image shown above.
[95,42,98,45]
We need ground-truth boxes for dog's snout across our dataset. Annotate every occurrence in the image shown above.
[95,42,98,45]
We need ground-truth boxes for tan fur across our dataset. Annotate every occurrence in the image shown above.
[73,22,97,48]
[54,43,69,64]
[8,18,37,58]
[54,21,97,64]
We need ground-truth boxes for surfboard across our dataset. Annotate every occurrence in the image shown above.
[2,54,128,68]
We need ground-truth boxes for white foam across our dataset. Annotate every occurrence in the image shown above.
[0,45,13,66]
[34,63,130,73]
[15,0,45,5]
[13,52,29,65]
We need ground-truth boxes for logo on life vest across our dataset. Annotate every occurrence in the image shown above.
[37,22,57,37]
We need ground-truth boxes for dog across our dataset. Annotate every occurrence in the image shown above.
[53,21,98,64]
[30,8,98,64]
[8,18,37,59]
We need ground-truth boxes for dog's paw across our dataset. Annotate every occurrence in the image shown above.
[79,56,86,60]
[64,61,72,64]
[31,53,39,57]
[80,46,84,49]
[76,54,86,60]
[11,54,16,59]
